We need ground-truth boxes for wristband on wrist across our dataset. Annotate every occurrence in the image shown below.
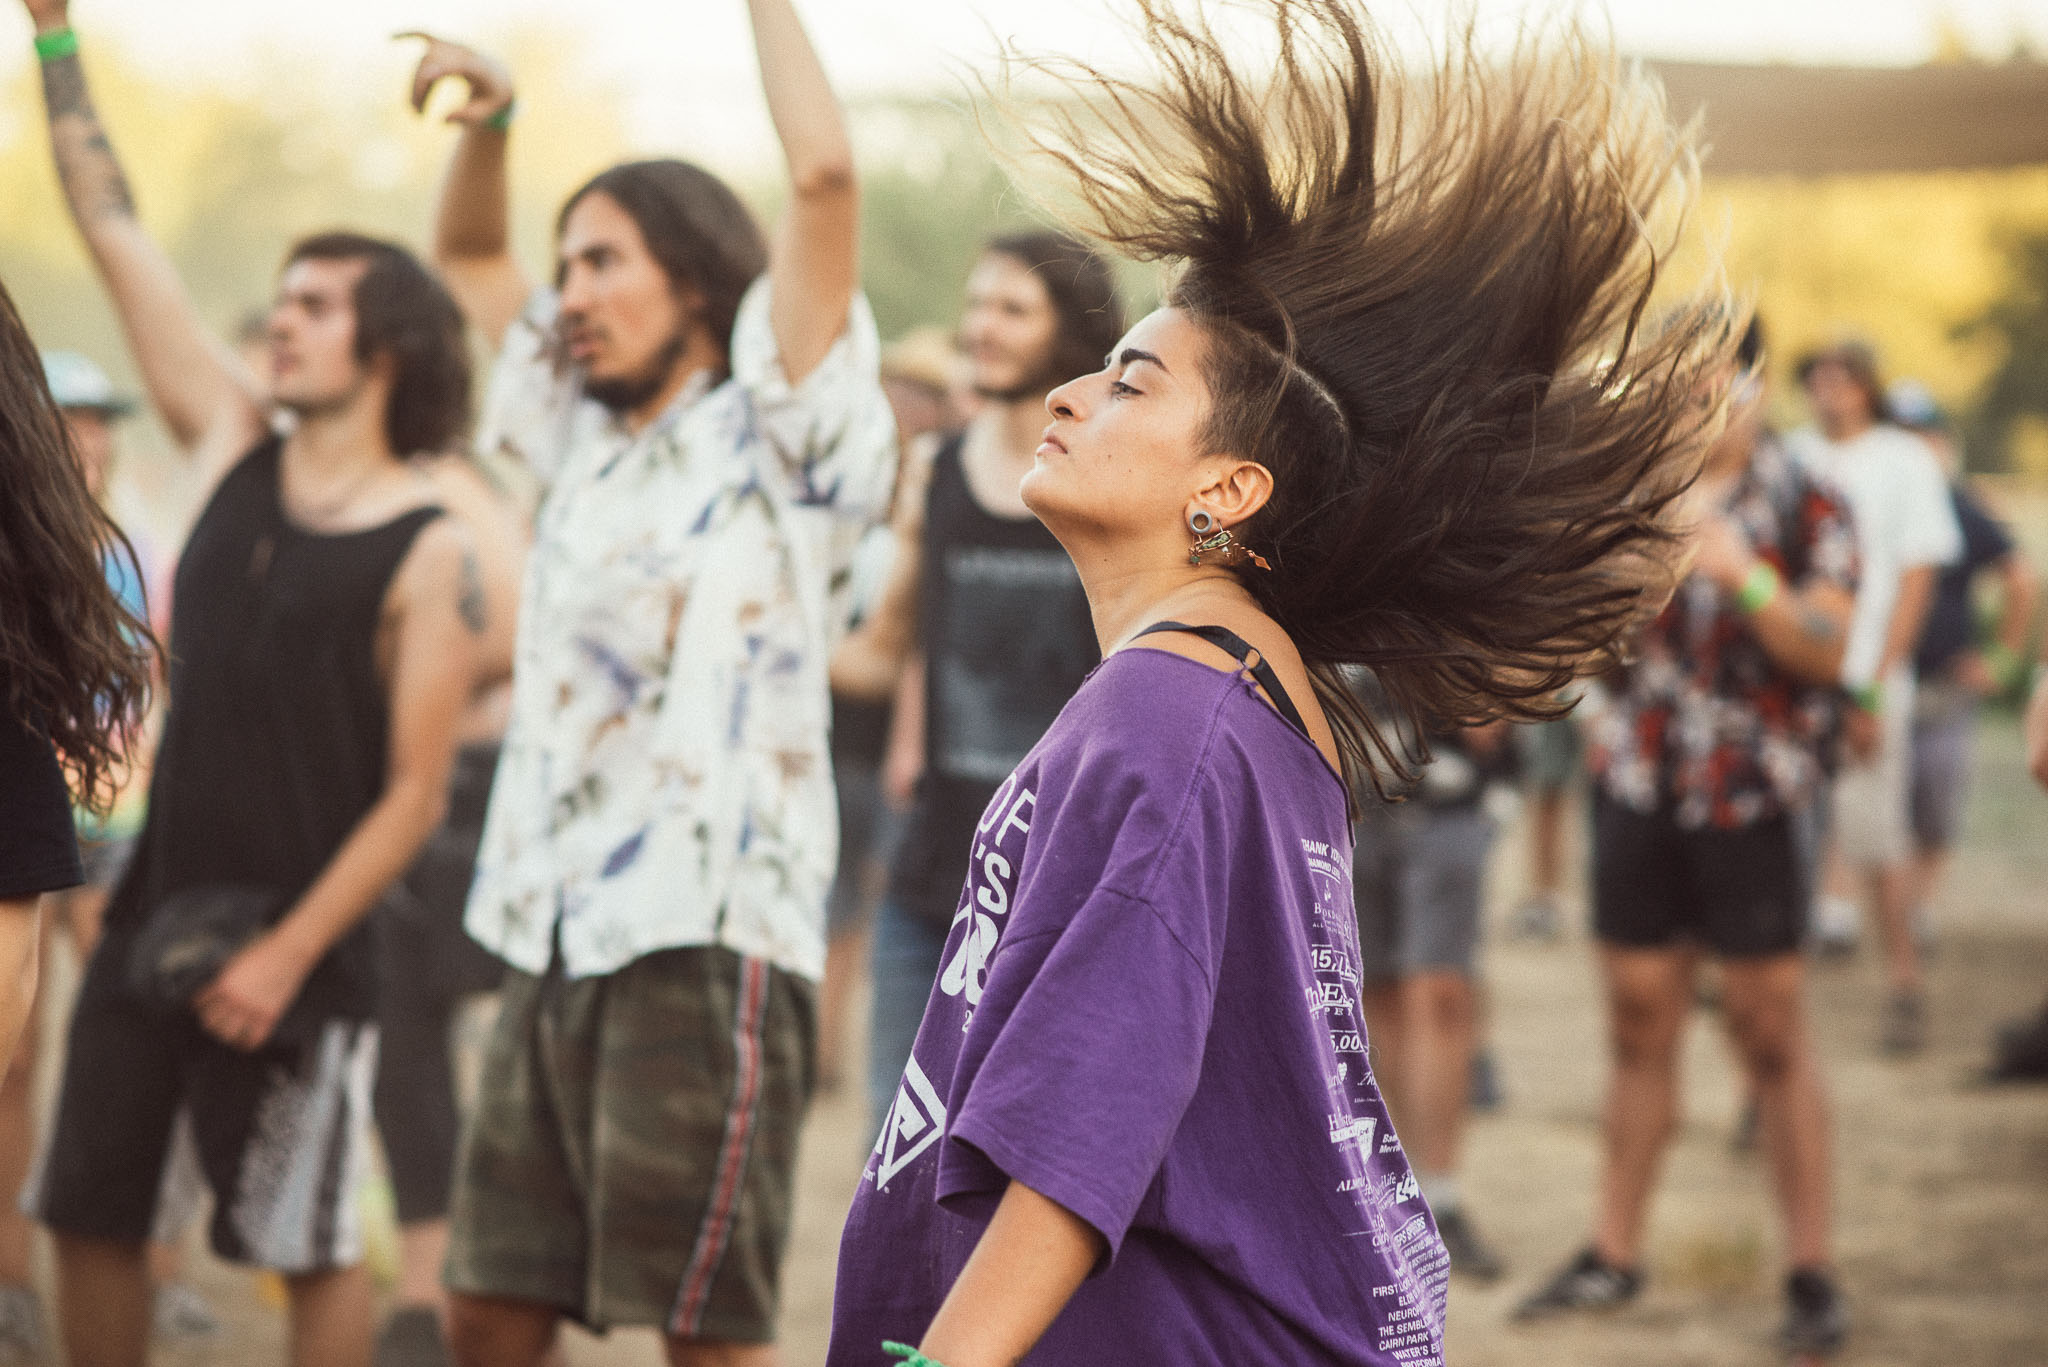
[882,1344,948,1367]
[34,26,78,62]
[1848,680,1883,715]
[483,100,516,132]
[1734,560,1783,615]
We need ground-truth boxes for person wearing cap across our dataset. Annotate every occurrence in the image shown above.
[1886,382,2036,959]
[1788,342,1962,1055]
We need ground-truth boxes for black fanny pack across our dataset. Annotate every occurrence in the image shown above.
[125,884,331,1047]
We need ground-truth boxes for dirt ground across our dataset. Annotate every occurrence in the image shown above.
[34,719,2048,1366]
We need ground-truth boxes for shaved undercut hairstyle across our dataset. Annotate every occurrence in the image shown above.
[998,0,1737,797]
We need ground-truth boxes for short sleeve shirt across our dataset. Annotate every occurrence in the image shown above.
[464,277,898,982]
[1588,437,1859,829]
[0,704,82,899]
[1914,484,2016,678]
[829,649,1449,1367]
[1787,423,1961,686]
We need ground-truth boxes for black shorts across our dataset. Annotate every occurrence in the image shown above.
[1591,793,1808,959]
[30,928,379,1273]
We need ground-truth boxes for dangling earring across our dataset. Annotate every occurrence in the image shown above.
[1186,509,1272,572]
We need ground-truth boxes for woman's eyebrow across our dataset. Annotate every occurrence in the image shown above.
[1114,347,1170,375]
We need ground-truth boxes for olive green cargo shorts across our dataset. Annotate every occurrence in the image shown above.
[446,946,815,1342]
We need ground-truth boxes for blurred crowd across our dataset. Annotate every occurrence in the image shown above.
[1,3,2045,1367]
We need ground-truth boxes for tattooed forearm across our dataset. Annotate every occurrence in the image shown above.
[456,546,488,636]
[40,53,136,222]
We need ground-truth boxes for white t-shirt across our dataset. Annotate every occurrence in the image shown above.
[1787,423,1961,687]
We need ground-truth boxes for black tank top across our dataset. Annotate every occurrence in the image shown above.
[106,438,443,1020]
[887,434,1098,930]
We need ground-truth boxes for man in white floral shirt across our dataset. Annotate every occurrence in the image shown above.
[403,7,894,1363]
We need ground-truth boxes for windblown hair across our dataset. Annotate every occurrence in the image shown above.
[1001,0,1736,794]
[286,232,471,455]
[0,276,156,816]
[984,230,1128,390]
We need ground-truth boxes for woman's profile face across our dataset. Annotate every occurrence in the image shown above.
[1021,307,1216,542]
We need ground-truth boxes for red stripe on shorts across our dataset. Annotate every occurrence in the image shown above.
[670,954,770,1338]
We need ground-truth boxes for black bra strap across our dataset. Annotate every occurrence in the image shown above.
[1134,620,1313,741]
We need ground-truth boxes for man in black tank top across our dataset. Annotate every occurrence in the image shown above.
[22,13,488,1364]
[841,233,1125,1124]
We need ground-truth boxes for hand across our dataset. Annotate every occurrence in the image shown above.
[1952,650,2000,699]
[1841,704,1881,766]
[20,0,69,33]
[881,743,923,812]
[194,930,314,1052]
[1689,514,1756,593]
[398,32,515,127]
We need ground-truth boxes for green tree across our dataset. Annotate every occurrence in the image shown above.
[1958,230,2048,473]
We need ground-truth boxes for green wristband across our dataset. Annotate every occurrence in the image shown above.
[1734,560,1783,615]
[483,100,516,132]
[1848,680,1883,715]
[34,26,78,62]
[881,1344,948,1367]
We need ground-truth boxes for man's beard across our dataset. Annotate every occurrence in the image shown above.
[584,327,694,416]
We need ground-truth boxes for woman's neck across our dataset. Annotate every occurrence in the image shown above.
[1070,546,1257,657]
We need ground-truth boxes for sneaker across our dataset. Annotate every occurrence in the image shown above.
[0,1284,44,1363]
[375,1305,452,1367]
[1511,1247,1640,1321]
[1778,1268,1848,1357]
[1807,895,1862,961]
[1508,894,1563,943]
[1435,1208,1506,1283]
[152,1280,222,1344]
[1880,991,1926,1057]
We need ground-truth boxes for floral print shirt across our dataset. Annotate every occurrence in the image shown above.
[465,277,896,981]
[1587,436,1858,829]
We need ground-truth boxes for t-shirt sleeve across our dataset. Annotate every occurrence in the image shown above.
[1895,440,1964,571]
[930,711,1231,1262]
[937,888,1217,1262]
[727,275,897,529]
[0,708,83,899]
[474,289,582,493]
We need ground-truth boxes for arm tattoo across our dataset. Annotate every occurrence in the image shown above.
[456,546,488,637]
[40,53,136,222]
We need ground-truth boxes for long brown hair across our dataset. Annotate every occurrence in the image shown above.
[0,276,156,815]
[999,0,1735,794]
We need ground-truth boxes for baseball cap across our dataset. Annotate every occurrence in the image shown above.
[1886,379,1948,433]
[40,350,136,417]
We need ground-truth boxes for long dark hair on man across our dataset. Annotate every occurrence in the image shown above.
[1000,0,1736,795]
[287,232,472,455]
[0,277,155,815]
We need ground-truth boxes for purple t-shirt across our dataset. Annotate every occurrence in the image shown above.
[828,648,1449,1366]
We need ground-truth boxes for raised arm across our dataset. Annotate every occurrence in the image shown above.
[403,32,531,350]
[748,0,859,384]
[1691,513,1852,687]
[22,1,266,472]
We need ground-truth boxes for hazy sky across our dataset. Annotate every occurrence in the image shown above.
[4,1,2047,158]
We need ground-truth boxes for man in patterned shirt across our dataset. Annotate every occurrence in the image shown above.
[403,8,895,1364]
[1516,322,1861,1358]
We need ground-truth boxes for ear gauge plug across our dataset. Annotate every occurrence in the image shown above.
[1188,509,1217,534]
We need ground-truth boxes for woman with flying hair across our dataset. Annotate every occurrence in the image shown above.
[0,276,154,1070]
[830,2,1733,1364]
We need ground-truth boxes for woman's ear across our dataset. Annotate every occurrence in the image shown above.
[1195,459,1275,529]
